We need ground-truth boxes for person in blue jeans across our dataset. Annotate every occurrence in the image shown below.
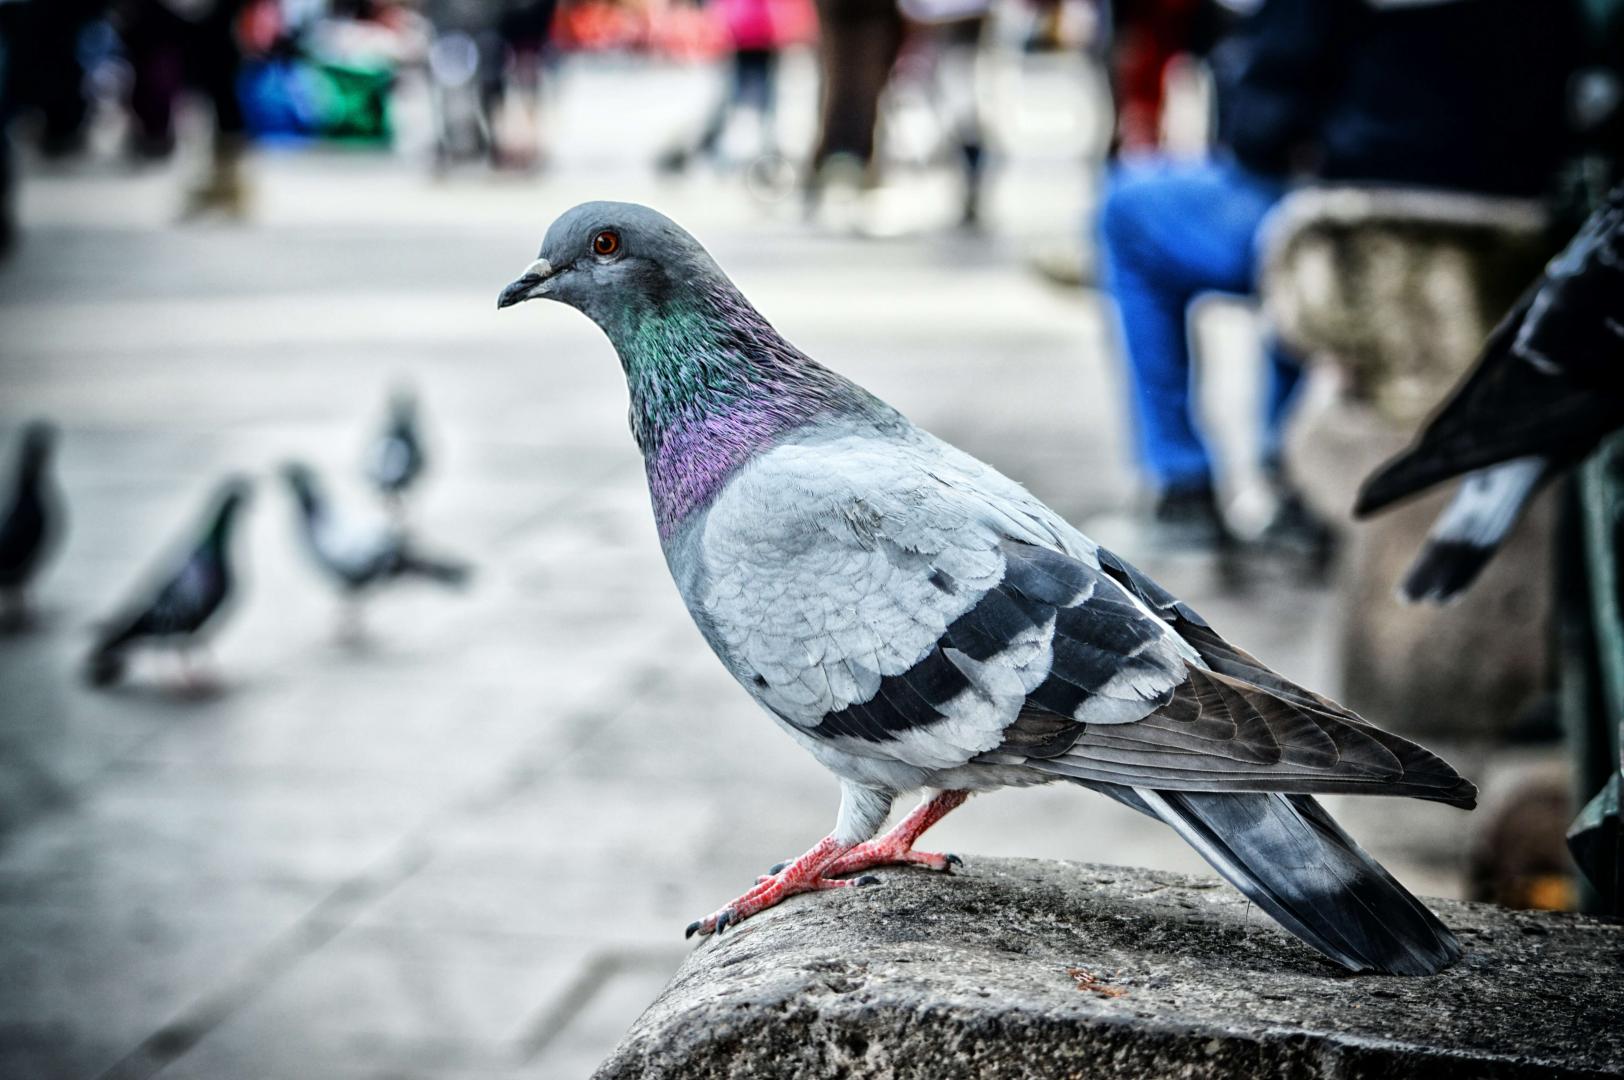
[1100,159,1297,544]
[1097,0,1581,550]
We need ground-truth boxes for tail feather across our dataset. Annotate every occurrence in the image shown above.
[85,643,128,687]
[1400,456,1545,604]
[1400,542,1497,604]
[397,550,471,587]
[1135,788,1463,975]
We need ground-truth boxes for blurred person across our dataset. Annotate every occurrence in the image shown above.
[0,0,108,159]
[0,0,16,256]
[804,0,903,209]
[425,0,556,170]
[1097,0,1582,552]
[656,0,810,176]
[482,0,556,169]
[1104,0,1219,158]
[118,0,254,216]
[897,0,991,227]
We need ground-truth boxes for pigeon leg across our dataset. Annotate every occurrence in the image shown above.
[686,833,873,939]
[175,646,206,693]
[0,587,28,631]
[336,599,366,643]
[822,789,969,876]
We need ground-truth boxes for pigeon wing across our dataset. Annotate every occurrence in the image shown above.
[997,545,1477,807]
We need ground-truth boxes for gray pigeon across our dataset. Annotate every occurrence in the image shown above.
[87,478,250,687]
[364,387,426,510]
[500,202,1477,975]
[1356,185,1624,602]
[0,421,63,622]
[282,462,469,622]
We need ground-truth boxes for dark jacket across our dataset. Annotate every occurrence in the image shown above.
[1212,0,1583,197]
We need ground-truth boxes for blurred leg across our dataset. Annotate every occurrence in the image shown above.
[124,1,186,158]
[1261,336,1305,470]
[809,0,903,170]
[182,7,249,216]
[1097,159,1286,492]
[192,5,247,138]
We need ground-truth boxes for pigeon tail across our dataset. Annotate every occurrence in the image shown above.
[397,550,471,587]
[1125,788,1463,975]
[84,642,128,687]
[1399,456,1546,604]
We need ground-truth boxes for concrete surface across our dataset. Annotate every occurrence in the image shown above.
[1,52,1478,1080]
[595,858,1624,1080]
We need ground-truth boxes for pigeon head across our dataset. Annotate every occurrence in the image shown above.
[17,420,56,476]
[499,202,886,539]
[207,476,252,541]
[496,202,731,335]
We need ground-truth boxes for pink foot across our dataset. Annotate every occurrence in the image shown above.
[686,835,877,939]
[823,789,970,878]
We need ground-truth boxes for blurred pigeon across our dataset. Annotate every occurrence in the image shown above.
[499,202,1477,975]
[282,463,468,626]
[86,478,251,687]
[364,388,426,512]
[1356,186,1624,602]
[0,421,63,622]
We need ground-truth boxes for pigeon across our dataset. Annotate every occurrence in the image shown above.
[498,202,1478,976]
[0,421,63,622]
[1355,186,1624,602]
[282,462,469,618]
[86,478,251,687]
[364,387,426,511]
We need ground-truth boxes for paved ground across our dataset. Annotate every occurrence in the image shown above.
[0,53,1473,1080]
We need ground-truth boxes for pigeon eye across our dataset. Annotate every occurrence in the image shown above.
[592,230,621,257]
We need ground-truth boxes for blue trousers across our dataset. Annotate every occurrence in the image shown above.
[1098,159,1304,492]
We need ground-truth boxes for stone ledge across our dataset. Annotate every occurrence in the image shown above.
[594,858,1623,1080]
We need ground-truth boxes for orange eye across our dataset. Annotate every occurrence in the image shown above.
[592,230,620,257]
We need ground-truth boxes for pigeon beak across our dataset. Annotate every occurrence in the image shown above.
[498,258,557,309]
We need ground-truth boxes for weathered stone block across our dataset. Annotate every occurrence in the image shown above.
[595,859,1623,1080]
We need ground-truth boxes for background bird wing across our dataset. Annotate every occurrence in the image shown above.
[313,507,397,579]
[97,549,219,648]
[1356,190,1624,516]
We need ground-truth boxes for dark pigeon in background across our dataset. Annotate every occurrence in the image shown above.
[499,202,1477,976]
[1357,185,1624,602]
[86,478,251,687]
[282,463,468,631]
[0,421,63,624]
[364,388,426,513]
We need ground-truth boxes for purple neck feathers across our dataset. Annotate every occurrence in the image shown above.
[614,283,873,539]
